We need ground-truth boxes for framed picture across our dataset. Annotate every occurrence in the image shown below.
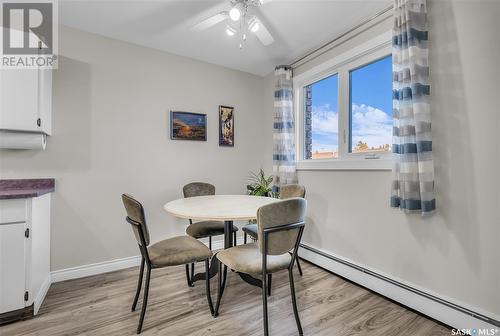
[170,111,207,141]
[219,105,234,147]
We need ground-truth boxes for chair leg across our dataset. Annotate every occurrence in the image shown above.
[296,256,303,276]
[233,231,237,246]
[267,274,272,297]
[185,264,194,287]
[289,251,303,276]
[244,232,247,244]
[205,259,215,316]
[288,268,303,336]
[221,263,228,298]
[191,263,195,283]
[137,266,151,334]
[132,257,145,311]
[214,261,227,317]
[262,270,269,336]
[209,236,212,250]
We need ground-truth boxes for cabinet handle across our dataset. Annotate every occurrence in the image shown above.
[36,118,41,127]
[25,228,30,238]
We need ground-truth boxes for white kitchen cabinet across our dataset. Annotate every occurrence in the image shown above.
[0,69,39,132]
[0,194,51,323]
[0,67,52,135]
[38,69,52,135]
[0,220,28,314]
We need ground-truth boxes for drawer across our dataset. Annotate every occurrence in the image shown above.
[0,199,27,224]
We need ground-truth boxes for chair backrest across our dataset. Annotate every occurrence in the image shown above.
[183,182,216,198]
[257,198,307,255]
[280,184,306,199]
[121,194,150,247]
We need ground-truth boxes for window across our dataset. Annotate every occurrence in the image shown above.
[349,56,393,154]
[304,74,339,160]
[294,32,393,170]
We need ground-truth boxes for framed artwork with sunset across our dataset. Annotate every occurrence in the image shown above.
[170,111,207,141]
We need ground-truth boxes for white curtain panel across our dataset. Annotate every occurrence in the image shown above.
[273,66,297,190]
[391,0,436,215]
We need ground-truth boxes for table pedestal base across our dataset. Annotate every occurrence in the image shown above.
[237,272,262,288]
[188,220,234,284]
[188,220,262,289]
[192,256,219,282]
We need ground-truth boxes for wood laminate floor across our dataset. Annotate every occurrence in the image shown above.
[1,260,450,336]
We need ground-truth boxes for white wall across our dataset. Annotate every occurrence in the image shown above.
[0,0,498,323]
[0,26,267,271]
[263,0,500,318]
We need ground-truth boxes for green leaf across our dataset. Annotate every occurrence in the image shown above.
[246,169,274,197]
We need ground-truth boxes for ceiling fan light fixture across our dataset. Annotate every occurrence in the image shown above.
[225,24,237,36]
[248,17,259,33]
[229,6,241,21]
[191,0,274,48]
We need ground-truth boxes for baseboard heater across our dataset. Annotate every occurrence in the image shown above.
[299,243,500,328]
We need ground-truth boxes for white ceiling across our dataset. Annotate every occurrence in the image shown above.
[59,0,392,76]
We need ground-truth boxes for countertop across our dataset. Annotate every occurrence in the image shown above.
[0,179,55,200]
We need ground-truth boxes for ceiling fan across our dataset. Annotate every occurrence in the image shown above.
[192,0,274,49]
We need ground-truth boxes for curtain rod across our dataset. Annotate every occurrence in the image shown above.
[290,4,394,69]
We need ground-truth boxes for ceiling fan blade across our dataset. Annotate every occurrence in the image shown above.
[254,18,274,46]
[192,12,228,32]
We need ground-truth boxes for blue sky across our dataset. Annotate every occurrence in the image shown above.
[310,55,392,153]
[351,56,393,116]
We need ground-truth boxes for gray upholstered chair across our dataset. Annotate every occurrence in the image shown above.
[121,194,214,334]
[183,182,238,285]
[242,184,306,276]
[214,198,307,336]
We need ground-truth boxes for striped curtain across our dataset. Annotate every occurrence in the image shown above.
[273,66,297,190]
[391,0,435,215]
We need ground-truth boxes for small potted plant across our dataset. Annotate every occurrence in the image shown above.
[246,169,277,224]
[246,169,277,198]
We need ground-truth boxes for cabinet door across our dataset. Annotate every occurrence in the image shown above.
[0,69,39,132]
[0,222,27,314]
[30,194,50,314]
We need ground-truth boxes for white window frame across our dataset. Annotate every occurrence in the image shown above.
[294,31,393,171]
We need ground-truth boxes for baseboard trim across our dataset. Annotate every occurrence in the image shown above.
[299,243,500,330]
[50,237,244,283]
[34,275,51,315]
[51,255,142,283]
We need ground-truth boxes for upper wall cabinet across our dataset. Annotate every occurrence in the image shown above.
[0,68,52,135]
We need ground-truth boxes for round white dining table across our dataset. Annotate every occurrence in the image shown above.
[164,194,279,220]
[164,194,279,248]
[163,194,279,285]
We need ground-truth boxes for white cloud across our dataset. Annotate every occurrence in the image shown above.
[311,104,338,135]
[352,104,390,125]
[351,103,392,148]
[310,103,392,151]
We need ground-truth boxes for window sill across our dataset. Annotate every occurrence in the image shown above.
[296,159,392,171]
